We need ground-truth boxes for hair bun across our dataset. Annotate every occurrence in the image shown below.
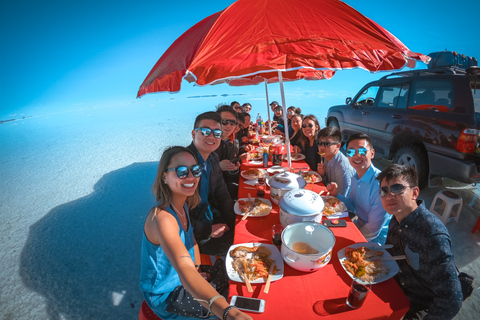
[296,108,302,114]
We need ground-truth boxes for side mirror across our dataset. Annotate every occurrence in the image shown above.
[346,97,352,105]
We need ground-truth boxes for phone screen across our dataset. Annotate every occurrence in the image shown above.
[234,297,261,311]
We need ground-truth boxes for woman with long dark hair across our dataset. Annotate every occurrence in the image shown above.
[293,114,321,171]
[140,146,251,320]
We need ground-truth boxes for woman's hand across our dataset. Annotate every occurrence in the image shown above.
[293,145,301,153]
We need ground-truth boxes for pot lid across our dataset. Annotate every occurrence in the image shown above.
[269,171,306,190]
[279,189,324,216]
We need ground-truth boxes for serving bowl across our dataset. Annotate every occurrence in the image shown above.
[281,222,335,272]
[268,171,306,205]
[279,189,324,227]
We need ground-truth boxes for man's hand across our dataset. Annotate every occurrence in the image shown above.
[239,152,250,162]
[317,163,326,176]
[327,182,338,196]
[219,159,237,171]
[210,223,229,238]
[241,136,249,143]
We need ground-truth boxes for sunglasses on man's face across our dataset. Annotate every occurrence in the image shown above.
[166,165,202,179]
[380,184,413,197]
[221,119,238,126]
[318,141,338,147]
[302,123,315,129]
[346,147,368,157]
[195,127,223,139]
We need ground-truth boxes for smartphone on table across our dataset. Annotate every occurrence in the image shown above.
[230,296,266,313]
[323,219,347,228]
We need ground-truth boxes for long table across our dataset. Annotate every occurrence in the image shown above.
[228,158,410,319]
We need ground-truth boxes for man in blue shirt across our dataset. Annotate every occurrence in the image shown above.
[327,133,390,244]
[186,111,235,255]
[378,164,463,319]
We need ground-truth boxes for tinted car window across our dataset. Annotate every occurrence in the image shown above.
[472,80,480,113]
[354,85,379,106]
[410,79,453,112]
[377,84,409,109]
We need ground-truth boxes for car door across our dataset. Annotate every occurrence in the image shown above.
[368,82,410,156]
[341,84,379,137]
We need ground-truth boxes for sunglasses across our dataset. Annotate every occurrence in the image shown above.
[234,106,242,110]
[166,165,202,179]
[380,184,413,197]
[346,147,368,157]
[302,123,315,128]
[287,111,295,115]
[221,119,238,126]
[195,127,223,139]
[318,141,338,147]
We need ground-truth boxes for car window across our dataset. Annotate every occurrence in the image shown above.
[409,79,453,112]
[471,80,480,114]
[354,85,379,106]
[377,84,409,109]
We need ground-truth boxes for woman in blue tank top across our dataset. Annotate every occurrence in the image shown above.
[139,146,251,320]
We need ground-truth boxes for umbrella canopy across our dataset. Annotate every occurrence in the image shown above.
[137,0,428,97]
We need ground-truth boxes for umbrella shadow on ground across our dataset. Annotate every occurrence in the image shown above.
[19,162,158,320]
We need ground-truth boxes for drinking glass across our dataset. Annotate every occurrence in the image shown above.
[346,279,371,309]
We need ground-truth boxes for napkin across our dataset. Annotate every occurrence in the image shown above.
[244,180,258,186]
[325,211,349,219]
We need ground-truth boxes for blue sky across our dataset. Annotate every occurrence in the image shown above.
[1,0,479,119]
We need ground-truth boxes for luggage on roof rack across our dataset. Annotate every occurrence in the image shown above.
[428,51,478,70]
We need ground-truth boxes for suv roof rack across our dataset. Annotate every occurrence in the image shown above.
[380,66,468,80]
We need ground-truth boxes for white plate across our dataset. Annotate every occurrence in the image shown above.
[300,171,322,184]
[337,242,400,285]
[241,169,267,180]
[267,166,286,174]
[234,198,272,217]
[226,243,284,283]
[321,196,348,219]
[248,160,263,165]
[283,153,305,161]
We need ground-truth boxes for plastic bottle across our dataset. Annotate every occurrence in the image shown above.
[256,113,261,128]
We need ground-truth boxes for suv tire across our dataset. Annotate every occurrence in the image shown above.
[328,118,339,129]
[393,145,428,189]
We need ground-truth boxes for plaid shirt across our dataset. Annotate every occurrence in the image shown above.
[386,201,463,319]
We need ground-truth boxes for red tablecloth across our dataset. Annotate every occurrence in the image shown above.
[229,159,409,319]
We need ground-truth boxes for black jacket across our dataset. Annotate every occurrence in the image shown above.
[187,143,236,239]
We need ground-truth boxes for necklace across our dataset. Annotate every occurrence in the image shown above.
[171,203,188,229]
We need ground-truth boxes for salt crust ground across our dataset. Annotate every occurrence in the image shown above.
[0,103,478,319]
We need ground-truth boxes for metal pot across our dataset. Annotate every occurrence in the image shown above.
[281,222,335,272]
[279,189,324,227]
[268,171,306,205]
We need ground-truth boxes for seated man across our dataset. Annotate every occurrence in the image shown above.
[215,105,241,199]
[378,164,463,319]
[187,111,235,255]
[327,133,390,244]
[316,127,354,196]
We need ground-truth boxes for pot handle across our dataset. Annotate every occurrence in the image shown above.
[283,254,299,263]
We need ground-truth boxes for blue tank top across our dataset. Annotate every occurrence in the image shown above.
[139,204,196,318]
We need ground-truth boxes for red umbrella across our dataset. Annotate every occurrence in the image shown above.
[137,0,429,164]
[137,0,428,96]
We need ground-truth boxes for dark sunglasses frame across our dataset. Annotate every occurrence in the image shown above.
[346,147,368,157]
[221,118,238,126]
[195,127,223,139]
[380,184,414,197]
[166,165,202,179]
[318,141,339,147]
[302,123,315,128]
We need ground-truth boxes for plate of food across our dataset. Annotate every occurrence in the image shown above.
[226,243,284,283]
[234,198,272,217]
[284,153,305,161]
[241,168,267,180]
[337,242,399,284]
[249,151,262,161]
[321,196,348,219]
[267,166,286,175]
[300,171,322,184]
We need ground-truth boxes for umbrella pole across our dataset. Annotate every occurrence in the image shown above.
[265,80,272,135]
[278,71,292,168]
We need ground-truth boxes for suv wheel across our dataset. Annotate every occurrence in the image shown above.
[393,145,428,189]
[328,118,339,128]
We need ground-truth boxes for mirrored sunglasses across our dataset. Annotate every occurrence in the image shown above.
[166,165,202,179]
[195,127,223,139]
[380,184,413,197]
[346,147,368,157]
[302,123,314,128]
[318,141,338,147]
[221,119,238,126]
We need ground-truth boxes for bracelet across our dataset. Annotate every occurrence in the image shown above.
[223,305,237,320]
[193,294,225,315]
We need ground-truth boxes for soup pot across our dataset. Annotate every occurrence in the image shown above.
[279,189,324,227]
[261,135,276,144]
[268,171,306,205]
[281,222,335,272]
